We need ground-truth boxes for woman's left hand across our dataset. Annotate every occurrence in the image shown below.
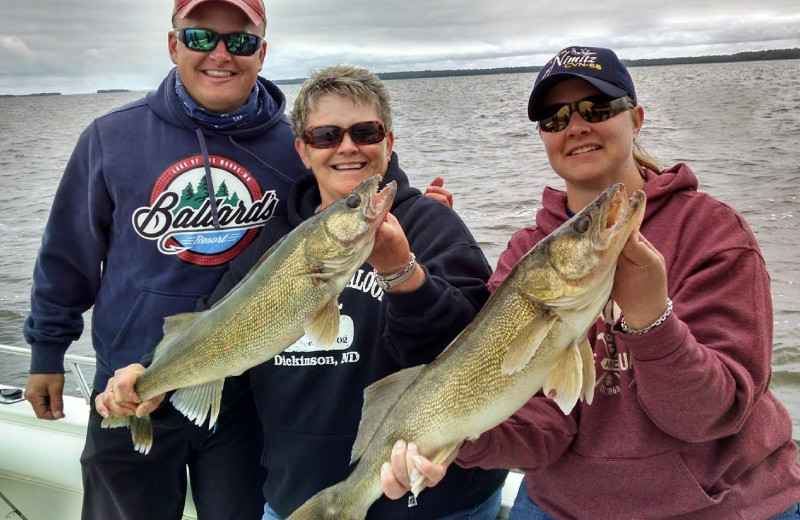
[612,230,670,330]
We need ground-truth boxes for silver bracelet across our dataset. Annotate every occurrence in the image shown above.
[620,299,673,335]
[375,253,417,291]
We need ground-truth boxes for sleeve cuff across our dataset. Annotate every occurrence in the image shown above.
[455,434,493,468]
[29,341,68,374]
[615,313,687,361]
[384,265,441,317]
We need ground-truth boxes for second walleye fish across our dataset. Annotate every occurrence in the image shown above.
[287,183,646,520]
[102,175,396,454]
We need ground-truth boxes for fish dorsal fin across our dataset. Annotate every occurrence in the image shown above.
[170,378,225,428]
[154,311,203,360]
[578,337,596,405]
[304,298,341,350]
[410,440,462,497]
[500,311,558,375]
[543,341,583,415]
[351,365,425,464]
[211,234,288,309]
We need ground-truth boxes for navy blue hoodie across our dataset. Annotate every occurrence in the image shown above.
[24,68,308,390]
[205,154,508,518]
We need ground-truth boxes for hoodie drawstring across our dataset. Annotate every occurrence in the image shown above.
[195,128,222,229]
[228,135,300,186]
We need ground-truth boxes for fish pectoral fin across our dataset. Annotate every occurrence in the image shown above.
[351,365,425,464]
[542,340,583,415]
[410,441,462,497]
[304,298,341,349]
[301,263,335,283]
[155,311,204,360]
[303,254,352,283]
[501,311,558,375]
[101,415,154,455]
[170,379,225,429]
[578,337,596,405]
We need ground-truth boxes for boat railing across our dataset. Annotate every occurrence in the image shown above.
[0,344,94,404]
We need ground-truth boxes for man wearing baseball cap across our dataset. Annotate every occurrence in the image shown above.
[24,1,308,519]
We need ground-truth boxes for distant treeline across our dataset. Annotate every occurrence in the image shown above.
[274,48,800,85]
[0,92,61,98]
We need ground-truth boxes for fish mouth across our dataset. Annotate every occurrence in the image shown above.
[598,183,646,250]
[364,175,396,222]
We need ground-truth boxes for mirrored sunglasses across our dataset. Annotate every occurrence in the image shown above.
[302,121,386,149]
[174,28,263,57]
[537,96,636,133]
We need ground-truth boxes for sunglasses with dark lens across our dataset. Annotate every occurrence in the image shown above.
[174,28,263,56]
[537,96,636,133]
[302,121,386,149]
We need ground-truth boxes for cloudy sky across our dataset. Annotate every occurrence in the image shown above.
[1,0,799,95]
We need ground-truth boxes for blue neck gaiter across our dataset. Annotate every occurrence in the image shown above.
[175,73,275,130]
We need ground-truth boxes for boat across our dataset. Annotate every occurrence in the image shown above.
[0,343,521,519]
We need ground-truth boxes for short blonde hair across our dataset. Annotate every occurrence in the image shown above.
[292,64,393,138]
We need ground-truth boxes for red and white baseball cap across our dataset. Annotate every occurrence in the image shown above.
[174,0,266,25]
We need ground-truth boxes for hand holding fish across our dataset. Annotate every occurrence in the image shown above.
[612,230,669,331]
[380,440,455,500]
[369,213,425,293]
[96,364,166,419]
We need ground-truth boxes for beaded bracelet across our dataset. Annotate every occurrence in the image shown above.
[375,253,417,291]
[620,299,673,335]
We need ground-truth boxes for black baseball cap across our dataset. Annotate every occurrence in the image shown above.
[528,46,636,121]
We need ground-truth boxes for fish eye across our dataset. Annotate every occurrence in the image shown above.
[572,215,591,234]
[345,194,361,208]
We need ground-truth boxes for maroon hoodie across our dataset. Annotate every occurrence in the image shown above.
[457,164,800,519]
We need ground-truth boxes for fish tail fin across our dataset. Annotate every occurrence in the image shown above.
[170,379,224,428]
[100,414,130,429]
[101,415,154,455]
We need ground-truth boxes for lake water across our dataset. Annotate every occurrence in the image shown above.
[1,60,798,434]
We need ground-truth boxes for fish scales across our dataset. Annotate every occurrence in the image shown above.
[137,241,332,400]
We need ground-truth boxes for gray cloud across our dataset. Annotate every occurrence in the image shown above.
[0,0,798,94]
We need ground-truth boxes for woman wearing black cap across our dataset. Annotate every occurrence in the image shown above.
[381,46,800,520]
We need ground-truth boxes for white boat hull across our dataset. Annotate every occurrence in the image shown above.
[0,384,199,519]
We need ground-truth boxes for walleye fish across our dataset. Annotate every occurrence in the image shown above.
[102,175,396,454]
[287,183,646,520]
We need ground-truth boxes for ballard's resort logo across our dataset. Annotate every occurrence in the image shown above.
[132,155,278,266]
